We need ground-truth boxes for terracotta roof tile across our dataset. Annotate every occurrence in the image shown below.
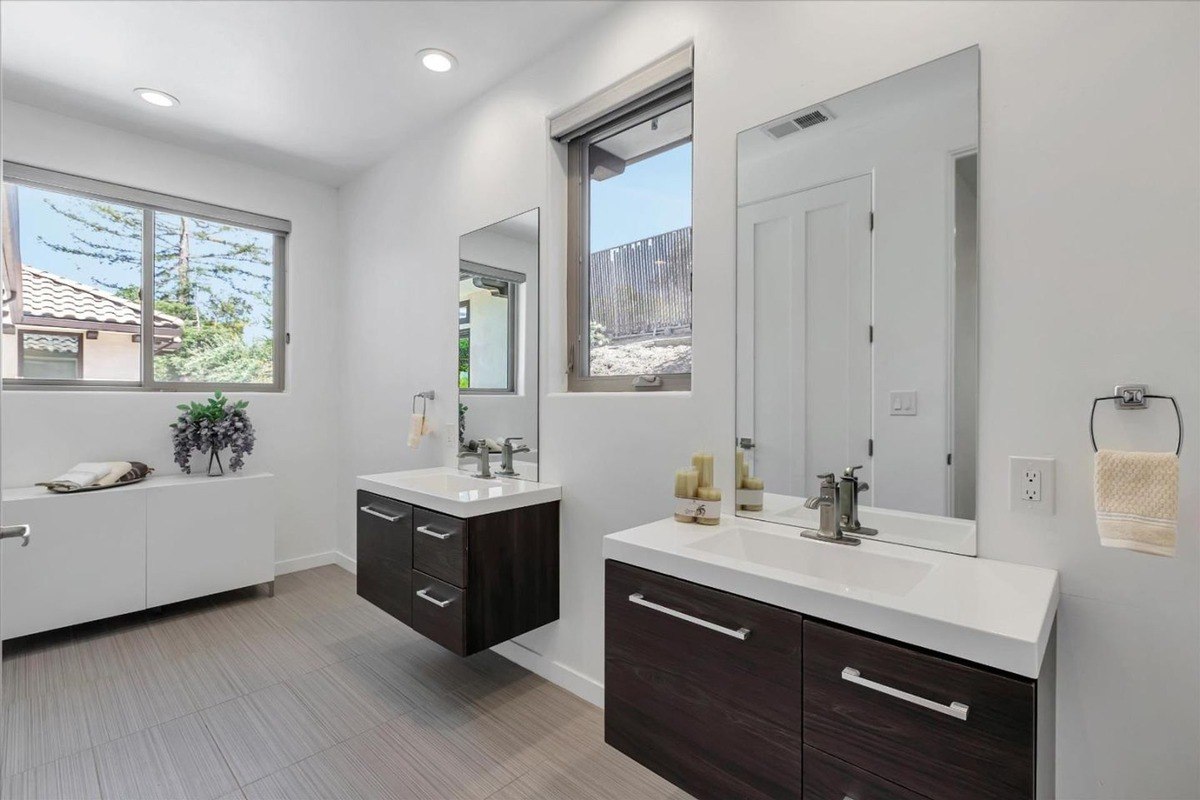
[19,265,183,329]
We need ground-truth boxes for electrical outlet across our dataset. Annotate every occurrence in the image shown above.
[1010,456,1055,515]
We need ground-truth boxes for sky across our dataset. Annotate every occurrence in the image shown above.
[12,184,274,342]
[589,142,692,252]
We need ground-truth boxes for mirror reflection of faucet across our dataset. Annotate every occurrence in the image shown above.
[497,437,530,476]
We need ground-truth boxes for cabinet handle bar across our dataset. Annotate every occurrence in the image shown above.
[841,666,969,720]
[628,593,751,640]
[360,505,403,523]
[416,525,453,540]
[416,588,453,608]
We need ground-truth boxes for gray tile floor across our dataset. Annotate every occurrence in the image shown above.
[1,565,690,800]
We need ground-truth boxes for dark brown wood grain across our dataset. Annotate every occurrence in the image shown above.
[462,500,560,655]
[604,560,805,800]
[355,491,412,625]
[411,570,465,654]
[803,619,1036,800]
[803,745,929,800]
[413,508,467,587]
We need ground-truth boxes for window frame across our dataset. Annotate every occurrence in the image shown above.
[17,330,83,381]
[566,79,694,393]
[2,162,289,392]
[458,260,520,395]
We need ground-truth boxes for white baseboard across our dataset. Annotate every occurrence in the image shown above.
[334,551,356,574]
[490,640,604,708]
[274,550,338,576]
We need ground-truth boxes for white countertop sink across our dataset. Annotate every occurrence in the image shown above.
[604,515,1059,678]
[357,467,561,518]
[688,527,933,597]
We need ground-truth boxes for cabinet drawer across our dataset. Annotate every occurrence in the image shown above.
[803,746,928,800]
[605,561,804,800]
[803,620,1035,800]
[413,508,467,587]
[356,491,413,624]
[412,571,465,655]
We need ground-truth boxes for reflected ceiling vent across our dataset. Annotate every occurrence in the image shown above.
[764,105,834,139]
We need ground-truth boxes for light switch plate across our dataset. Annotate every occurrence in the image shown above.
[1010,456,1055,515]
[889,390,918,416]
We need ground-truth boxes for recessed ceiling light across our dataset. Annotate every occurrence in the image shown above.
[417,49,457,73]
[134,88,179,107]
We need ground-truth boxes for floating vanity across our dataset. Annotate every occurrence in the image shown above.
[603,515,1059,800]
[355,467,561,656]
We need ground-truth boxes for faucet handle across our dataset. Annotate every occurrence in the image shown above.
[843,465,865,479]
[816,472,837,488]
[503,437,524,446]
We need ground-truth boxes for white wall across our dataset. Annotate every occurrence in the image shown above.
[0,101,343,568]
[341,3,1199,797]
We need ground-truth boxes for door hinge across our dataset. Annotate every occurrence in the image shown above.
[868,325,874,343]
[869,211,875,231]
[947,453,953,466]
[285,332,291,345]
[868,438,874,457]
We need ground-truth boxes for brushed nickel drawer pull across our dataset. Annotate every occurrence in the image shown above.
[841,667,970,721]
[416,588,453,608]
[360,505,403,523]
[628,593,751,640]
[416,524,453,540]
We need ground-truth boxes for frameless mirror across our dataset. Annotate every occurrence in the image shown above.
[735,48,979,554]
[457,208,539,480]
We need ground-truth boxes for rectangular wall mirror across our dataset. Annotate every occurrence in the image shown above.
[457,208,540,480]
[735,47,979,554]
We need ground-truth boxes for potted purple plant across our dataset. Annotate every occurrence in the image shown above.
[169,390,256,476]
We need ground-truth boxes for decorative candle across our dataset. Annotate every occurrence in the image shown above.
[741,476,764,511]
[692,452,714,489]
[696,486,722,525]
[685,467,700,499]
[735,451,745,489]
[674,468,696,523]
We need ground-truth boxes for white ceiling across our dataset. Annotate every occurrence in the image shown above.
[0,1,616,186]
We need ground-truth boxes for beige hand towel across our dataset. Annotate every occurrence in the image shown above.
[95,461,133,487]
[1095,449,1179,557]
[406,413,429,449]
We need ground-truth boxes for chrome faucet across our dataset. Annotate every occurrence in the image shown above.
[497,437,530,477]
[801,473,861,546]
[457,440,494,478]
[838,465,878,537]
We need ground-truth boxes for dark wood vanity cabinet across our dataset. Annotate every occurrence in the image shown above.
[605,561,805,800]
[356,492,413,624]
[804,619,1036,800]
[357,490,559,656]
[604,560,1049,800]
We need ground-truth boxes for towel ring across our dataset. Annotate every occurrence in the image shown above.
[1089,390,1183,456]
[412,390,435,416]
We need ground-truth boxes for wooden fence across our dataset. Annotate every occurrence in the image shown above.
[589,226,692,339]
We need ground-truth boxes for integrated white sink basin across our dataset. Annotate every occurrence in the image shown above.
[603,515,1060,677]
[687,527,933,597]
[357,467,561,518]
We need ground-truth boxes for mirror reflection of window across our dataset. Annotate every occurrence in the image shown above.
[457,269,518,393]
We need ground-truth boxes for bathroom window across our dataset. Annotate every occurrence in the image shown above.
[458,265,519,393]
[561,60,693,392]
[1,163,288,391]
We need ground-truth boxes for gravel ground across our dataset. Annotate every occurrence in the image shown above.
[590,337,692,375]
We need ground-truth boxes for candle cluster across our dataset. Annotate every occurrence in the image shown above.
[675,453,720,525]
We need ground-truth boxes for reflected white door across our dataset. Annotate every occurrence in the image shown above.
[737,174,873,498]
